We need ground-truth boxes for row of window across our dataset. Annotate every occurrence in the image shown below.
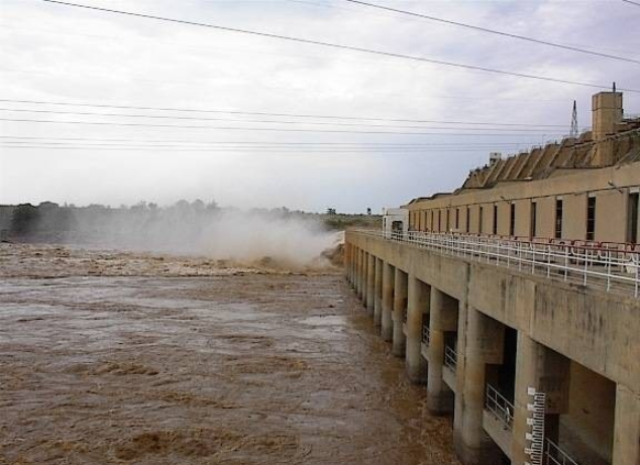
[409,191,640,243]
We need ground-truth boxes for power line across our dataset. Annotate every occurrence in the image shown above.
[0,108,563,132]
[0,117,565,136]
[342,0,640,65]
[0,99,567,128]
[0,136,534,146]
[37,0,640,93]
[0,142,510,154]
[0,139,511,150]
[622,0,640,6]
[0,144,514,153]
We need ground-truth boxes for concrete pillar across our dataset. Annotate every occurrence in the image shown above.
[511,333,570,465]
[362,252,369,307]
[427,288,457,413]
[357,250,364,301]
[512,334,542,465]
[351,246,358,290]
[351,246,358,289]
[392,269,408,357]
[373,257,383,327]
[381,263,395,342]
[354,248,360,294]
[361,251,368,306]
[406,276,430,384]
[366,254,375,316]
[344,243,352,283]
[612,385,640,465]
[454,307,504,465]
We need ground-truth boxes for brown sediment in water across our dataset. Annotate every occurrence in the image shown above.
[0,244,460,465]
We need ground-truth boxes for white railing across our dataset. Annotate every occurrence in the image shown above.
[444,345,457,370]
[354,230,640,298]
[544,439,581,465]
[422,324,430,346]
[485,384,514,431]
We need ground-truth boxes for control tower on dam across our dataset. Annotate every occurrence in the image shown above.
[344,91,640,465]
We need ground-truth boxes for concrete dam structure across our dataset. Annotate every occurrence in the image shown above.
[344,92,640,465]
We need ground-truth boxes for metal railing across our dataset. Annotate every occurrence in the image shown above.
[485,384,514,431]
[544,439,580,465]
[353,229,640,298]
[444,345,457,370]
[422,324,430,346]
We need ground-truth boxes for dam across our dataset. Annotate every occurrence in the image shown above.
[344,91,640,465]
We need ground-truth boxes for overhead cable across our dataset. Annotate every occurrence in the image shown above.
[0,144,522,153]
[38,0,640,92]
[0,117,565,136]
[342,0,640,65]
[0,135,534,146]
[0,108,565,132]
[0,99,568,128]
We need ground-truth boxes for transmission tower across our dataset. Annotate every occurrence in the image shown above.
[570,100,579,138]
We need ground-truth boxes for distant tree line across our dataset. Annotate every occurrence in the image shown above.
[0,200,381,243]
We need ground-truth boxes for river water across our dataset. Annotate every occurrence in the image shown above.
[0,245,459,465]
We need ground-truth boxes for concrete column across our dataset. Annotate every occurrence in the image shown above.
[512,333,542,465]
[373,257,383,327]
[381,263,395,342]
[406,276,430,384]
[612,385,640,465]
[354,248,360,291]
[363,252,370,308]
[351,246,358,289]
[453,307,504,465]
[366,254,375,315]
[344,243,351,283]
[427,288,457,413]
[360,250,366,299]
[392,269,408,357]
[511,333,570,465]
[357,250,364,301]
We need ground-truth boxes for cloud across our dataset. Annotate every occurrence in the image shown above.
[1,0,638,212]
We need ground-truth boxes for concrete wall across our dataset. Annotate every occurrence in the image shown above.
[564,193,587,240]
[563,361,616,462]
[514,199,531,237]
[595,190,627,243]
[407,162,640,243]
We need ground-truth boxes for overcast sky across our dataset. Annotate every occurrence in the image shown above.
[1,0,639,212]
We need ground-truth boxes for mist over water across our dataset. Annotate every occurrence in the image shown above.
[200,211,340,267]
[64,204,340,268]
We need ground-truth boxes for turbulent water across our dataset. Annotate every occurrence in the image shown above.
[0,244,459,465]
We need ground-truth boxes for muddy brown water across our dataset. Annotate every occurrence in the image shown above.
[0,245,459,465]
